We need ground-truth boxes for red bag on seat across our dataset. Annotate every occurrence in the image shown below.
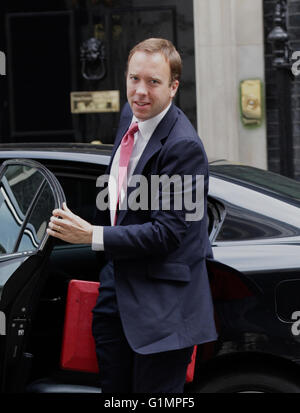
[60,279,197,382]
[60,280,99,373]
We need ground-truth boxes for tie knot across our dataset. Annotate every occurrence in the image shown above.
[128,122,139,136]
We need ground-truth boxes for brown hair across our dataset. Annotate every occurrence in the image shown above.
[127,38,182,84]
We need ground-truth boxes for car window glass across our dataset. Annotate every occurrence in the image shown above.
[216,204,299,242]
[18,182,56,253]
[5,165,44,214]
[210,176,300,242]
[0,164,55,255]
[0,183,21,254]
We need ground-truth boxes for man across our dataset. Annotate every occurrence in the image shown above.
[47,38,217,393]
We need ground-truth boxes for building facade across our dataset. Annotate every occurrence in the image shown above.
[194,0,267,170]
[0,0,299,180]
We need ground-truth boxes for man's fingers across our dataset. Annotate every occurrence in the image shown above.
[55,203,72,215]
[52,209,71,219]
[47,228,64,239]
[49,220,64,232]
[50,216,68,226]
[47,203,93,245]
[63,202,71,212]
[49,213,81,234]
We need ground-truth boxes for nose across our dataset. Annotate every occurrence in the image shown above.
[136,81,148,96]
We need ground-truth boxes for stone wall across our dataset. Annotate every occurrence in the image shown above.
[193,0,267,169]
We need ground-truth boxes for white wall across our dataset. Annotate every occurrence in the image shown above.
[193,0,267,169]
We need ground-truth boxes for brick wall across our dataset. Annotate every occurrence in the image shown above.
[263,0,300,181]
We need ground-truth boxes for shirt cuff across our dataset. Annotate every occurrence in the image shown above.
[92,226,104,251]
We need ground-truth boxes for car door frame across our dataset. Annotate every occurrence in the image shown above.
[0,158,66,393]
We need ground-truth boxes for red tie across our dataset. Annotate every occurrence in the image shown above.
[114,122,139,225]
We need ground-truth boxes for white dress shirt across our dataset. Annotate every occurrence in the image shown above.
[92,103,171,251]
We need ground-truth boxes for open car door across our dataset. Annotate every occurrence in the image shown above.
[0,159,65,393]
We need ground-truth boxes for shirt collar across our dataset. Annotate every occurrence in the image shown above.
[131,102,172,141]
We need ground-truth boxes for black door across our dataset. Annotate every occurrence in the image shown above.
[0,159,65,393]
[2,0,196,145]
[74,0,197,144]
[5,11,76,143]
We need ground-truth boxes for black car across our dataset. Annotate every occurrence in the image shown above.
[0,143,300,394]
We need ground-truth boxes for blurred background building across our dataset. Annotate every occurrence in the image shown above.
[0,0,299,180]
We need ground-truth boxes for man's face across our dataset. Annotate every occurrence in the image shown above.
[126,51,179,121]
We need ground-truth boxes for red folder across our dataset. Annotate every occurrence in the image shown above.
[60,279,197,382]
[60,280,99,373]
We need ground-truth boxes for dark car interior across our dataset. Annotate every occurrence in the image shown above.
[25,244,102,392]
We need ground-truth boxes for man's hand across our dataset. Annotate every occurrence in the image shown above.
[47,202,93,245]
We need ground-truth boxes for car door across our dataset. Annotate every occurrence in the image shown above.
[0,159,65,393]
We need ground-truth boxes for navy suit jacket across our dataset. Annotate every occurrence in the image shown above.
[95,102,217,354]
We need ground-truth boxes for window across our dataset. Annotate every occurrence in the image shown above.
[18,182,56,253]
[0,163,57,255]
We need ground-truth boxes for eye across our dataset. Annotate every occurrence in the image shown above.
[150,79,160,85]
[130,75,139,81]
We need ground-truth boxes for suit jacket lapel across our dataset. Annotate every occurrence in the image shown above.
[132,104,178,177]
[117,104,179,225]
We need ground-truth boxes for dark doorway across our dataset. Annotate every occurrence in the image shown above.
[6,11,76,142]
[1,0,196,145]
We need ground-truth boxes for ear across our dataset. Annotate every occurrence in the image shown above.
[170,80,179,98]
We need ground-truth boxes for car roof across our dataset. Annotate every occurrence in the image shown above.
[0,142,113,154]
[209,162,300,205]
[0,143,113,166]
[1,143,299,204]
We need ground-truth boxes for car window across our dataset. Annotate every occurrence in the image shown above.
[0,163,57,255]
[216,201,300,242]
[207,199,225,242]
[5,165,45,214]
[210,175,300,243]
[18,182,56,252]
[216,207,273,242]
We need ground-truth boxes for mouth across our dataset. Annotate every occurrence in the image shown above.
[134,101,150,107]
